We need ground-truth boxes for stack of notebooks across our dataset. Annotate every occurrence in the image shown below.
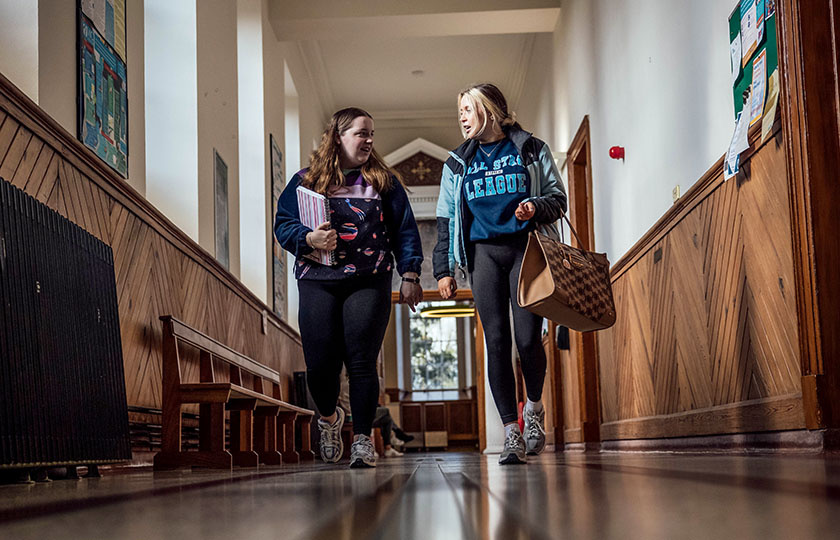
[296,185,336,266]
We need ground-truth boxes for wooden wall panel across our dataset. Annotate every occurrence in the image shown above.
[561,347,581,441]
[0,76,304,421]
[598,129,804,440]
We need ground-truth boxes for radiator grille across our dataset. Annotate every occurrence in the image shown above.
[0,178,131,468]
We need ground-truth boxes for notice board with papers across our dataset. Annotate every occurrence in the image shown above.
[729,0,778,118]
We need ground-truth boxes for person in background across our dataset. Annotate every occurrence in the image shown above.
[275,107,424,468]
[433,84,567,464]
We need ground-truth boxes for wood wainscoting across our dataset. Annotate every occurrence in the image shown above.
[596,121,805,441]
[0,73,305,444]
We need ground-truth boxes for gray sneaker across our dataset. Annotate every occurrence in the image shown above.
[524,407,546,455]
[317,407,345,463]
[499,430,526,465]
[349,434,376,468]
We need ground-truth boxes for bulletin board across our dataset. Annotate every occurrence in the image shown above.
[729,0,778,117]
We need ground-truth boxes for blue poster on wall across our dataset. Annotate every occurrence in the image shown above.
[79,13,128,177]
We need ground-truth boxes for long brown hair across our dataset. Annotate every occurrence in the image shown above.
[457,83,520,139]
[302,107,399,195]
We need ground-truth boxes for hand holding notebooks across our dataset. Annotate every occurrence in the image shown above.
[296,186,337,266]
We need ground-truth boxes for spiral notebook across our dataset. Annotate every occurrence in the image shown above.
[296,185,336,266]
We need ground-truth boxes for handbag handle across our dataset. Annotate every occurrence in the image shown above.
[558,211,590,252]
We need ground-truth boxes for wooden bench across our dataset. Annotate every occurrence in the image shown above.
[153,316,315,470]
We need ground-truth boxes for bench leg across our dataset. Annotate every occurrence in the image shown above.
[278,412,299,464]
[199,403,226,453]
[295,415,315,462]
[156,402,232,470]
[254,410,283,466]
[230,409,260,468]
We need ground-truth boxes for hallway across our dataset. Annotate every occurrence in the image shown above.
[2,451,838,539]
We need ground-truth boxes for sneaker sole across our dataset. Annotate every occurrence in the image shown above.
[499,453,526,465]
[349,458,375,468]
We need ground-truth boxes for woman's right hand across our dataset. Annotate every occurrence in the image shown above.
[306,222,337,250]
[437,277,457,300]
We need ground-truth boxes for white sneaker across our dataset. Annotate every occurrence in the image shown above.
[524,407,546,455]
[316,407,345,463]
[384,447,403,457]
[350,435,376,468]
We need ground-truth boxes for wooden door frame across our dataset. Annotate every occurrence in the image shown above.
[777,0,840,429]
[389,289,486,451]
[564,115,602,445]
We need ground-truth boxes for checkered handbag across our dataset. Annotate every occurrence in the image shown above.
[517,215,616,332]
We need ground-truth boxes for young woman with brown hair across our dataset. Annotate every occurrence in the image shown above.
[274,107,423,468]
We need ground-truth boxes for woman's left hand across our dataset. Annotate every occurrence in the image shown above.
[515,201,536,221]
[399,277,423,312]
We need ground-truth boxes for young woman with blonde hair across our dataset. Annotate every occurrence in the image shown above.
[275,107,423,468]
[434,84,567,464]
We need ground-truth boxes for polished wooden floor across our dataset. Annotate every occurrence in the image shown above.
[2,451,839,539]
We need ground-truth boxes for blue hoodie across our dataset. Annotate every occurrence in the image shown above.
[433,125,567,279]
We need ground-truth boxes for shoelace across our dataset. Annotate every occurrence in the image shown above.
[505,432,524,451]
[525,411,543,438]
[354,437,374,456]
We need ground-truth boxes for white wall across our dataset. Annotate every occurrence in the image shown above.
[197,0,240,275]
[145,0,199,241]
[284,63,300,331]
[375,125,462,156]
[237,0,267,301]
[519,0,736,262]
[126,0,146,195]
[0,0,38,102]
[38,0,75,133]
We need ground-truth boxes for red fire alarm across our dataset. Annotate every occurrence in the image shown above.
[609,146,625,160]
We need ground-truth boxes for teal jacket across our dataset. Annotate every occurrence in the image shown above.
[433,125,567,279]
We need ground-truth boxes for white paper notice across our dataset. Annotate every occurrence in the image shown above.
[741,0,758,66]
[750,49,767,126]
[725,111,750,181]
[734,109,750,154]
[730,34,742,86]
[761,69,780,143]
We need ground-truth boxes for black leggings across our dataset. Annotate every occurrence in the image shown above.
[469,234,546,425]
[297,274,392,435]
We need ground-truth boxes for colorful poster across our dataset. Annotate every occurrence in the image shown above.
[756,0,765,45]
[81,0,126,62]
[749,49,767,126]
[740,0,758,66]
[79,14,128,177]
[767,0,776,17]
[270,134,287,320]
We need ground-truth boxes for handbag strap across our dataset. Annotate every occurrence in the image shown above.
[557,211,589,251]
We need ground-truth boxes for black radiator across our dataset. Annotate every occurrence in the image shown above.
[0,177,131,468]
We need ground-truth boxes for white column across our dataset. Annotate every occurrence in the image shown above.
[284,62,301,330]
[0,0,39,102]
[237,0,267,301]
[144,0,198,240]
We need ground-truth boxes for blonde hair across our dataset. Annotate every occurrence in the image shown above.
[302,107,400,195]
[457,83,519,139]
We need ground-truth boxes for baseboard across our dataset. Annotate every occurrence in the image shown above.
[599,429,826,454]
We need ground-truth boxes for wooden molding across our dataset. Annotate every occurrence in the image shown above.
[600,395,805,440]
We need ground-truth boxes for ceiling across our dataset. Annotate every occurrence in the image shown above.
[268,0,562,140]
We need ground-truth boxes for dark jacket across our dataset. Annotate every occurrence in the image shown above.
[274,169,423,279]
